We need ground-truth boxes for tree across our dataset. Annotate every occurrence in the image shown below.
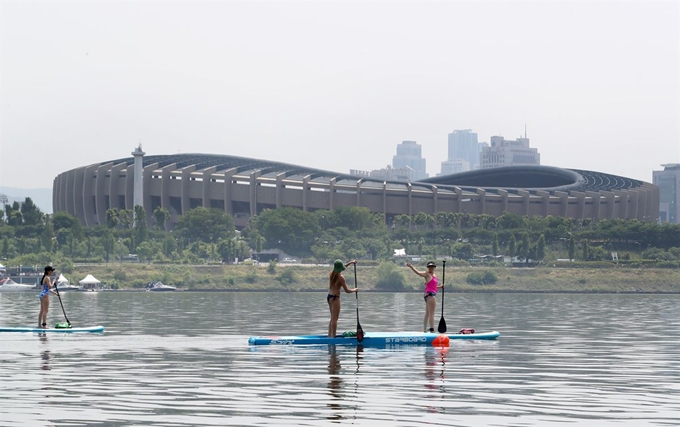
[153,206,170,231]
[492,233,499,257]
[507,234,516,258]
[8,210,23,226]
[394,214,411,229]
[133,205,147,246]
[582,239,589,261]
[118,209,133,229]
[105,208,120,229]
[136,241,161,262]
[101,230,115,262]
[454,243,473,260]
[51,211,81,236]
[255,207,320,255]
[162,234,178,258]
[255,235,265,260]
[217,238,235,263]
[417,238,425,258]
[536,234,546,261]
[175,207,235,243]
[0,209,4,224]
[20,197,43,226]
[519,233,530,262]
[568,234,575,260]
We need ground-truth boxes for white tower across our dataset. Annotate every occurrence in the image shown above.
[132,144,145,209]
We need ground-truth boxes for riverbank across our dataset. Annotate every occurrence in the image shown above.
[69,264,680,293]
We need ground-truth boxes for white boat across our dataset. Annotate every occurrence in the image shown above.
[145,281,176,292]
[0,278,37,292]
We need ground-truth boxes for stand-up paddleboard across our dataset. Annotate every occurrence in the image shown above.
[249,330,499,347]
[0,325,104,333]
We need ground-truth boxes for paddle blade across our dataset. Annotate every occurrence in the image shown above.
[357,324,364,342]
[437,317,447,334]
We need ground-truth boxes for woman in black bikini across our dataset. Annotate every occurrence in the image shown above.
[327,259,358,338]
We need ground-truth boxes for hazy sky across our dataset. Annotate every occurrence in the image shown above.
[1,0,678,189]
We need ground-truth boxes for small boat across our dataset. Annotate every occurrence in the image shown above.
[248,330,500,347]
[0,278,37,292]
[0,325,105,333]
[145,281,176,292]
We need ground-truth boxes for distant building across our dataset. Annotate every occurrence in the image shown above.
[350,165,413,181]
[447,130,480,170]
[392,141,428,180]
[439,159,470,176]
[53,154,658,228]
[653,164,680,223]
[480,136,540,169]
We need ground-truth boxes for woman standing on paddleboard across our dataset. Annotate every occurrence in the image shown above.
[407,261,443,332]
[327,259,358,338]
[38,266,57,328]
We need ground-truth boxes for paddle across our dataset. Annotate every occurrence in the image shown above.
[437,260,447,333]
[53,281,72,328]
[354,262,364,342]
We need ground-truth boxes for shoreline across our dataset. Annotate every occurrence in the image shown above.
[64,263,680,294]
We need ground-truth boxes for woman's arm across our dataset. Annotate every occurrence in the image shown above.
[345,260,357,268]
[406,262,428,278]
[339,275,358,293]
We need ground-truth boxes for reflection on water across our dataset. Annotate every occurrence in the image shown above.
[0,291,679,426]
[327,345,343,421]
[423,346,448,414]
[39,333,51,371]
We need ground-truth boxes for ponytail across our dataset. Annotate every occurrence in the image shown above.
[40,274,47,286]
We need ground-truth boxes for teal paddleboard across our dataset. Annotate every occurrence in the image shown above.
[0,325,104,333]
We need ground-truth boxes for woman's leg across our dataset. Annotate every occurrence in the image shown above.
[427,297,437,331]
[38,298,43,327]
[328,299,341,338]
[39,297,49,326]
[423,297,429,332]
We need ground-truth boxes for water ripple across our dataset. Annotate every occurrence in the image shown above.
[1,292,679,426]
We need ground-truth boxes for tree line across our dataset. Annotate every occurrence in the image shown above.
[2,198,680,272]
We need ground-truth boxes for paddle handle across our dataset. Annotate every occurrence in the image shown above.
[441,260,446,315]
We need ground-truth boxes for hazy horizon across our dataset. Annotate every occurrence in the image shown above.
[1,0,679,190]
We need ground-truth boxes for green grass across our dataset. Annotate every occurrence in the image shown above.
[70,264,680,293]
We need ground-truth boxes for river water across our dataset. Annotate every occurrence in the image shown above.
[0,291,678,426]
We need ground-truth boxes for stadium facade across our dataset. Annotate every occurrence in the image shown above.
[53,152,659,229]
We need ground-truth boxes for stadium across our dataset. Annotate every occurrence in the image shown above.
[53,152,659,228]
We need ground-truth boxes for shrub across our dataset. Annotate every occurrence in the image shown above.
[113,269,127,282]
[578,278,587,284]
[227,277,235,286]
[245,269,257,284]
[375,262,407,291]
[277,268,297,285]
[465,270,498,285]
[267,260,277,274]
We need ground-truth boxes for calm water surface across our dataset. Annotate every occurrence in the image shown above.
[0,291,678,426]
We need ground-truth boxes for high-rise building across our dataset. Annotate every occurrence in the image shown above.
[447,130,480,169]
[392,141,428,180]
[653,164,680,224]
[480,136,540,169]
[439,159,470,176]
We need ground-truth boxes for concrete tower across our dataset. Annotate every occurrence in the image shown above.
[132,144,145,209]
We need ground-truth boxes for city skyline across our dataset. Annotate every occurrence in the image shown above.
[1,1,678,189]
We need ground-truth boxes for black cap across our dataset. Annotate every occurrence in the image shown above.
[426,262,436,268]
[44,266,55,272]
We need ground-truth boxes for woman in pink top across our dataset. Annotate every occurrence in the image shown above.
[407,261,443,332]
